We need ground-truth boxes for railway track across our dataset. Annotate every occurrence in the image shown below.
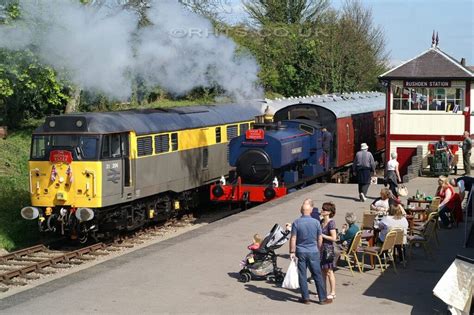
[0,206,241,295]
[0,215,199,294]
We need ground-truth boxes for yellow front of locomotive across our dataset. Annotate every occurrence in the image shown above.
[20,116,102,239]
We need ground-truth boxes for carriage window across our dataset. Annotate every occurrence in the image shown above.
[227,125,238,141]
[239,123,249,135]
[171,133,178,151]
[155,134,169,154]
[215,127,221,143]
[137,136,153,157]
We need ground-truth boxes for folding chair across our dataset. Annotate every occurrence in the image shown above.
[392,228,406,268]
[412,211,440,246]
[407,217,437,258]
[361,230,397,274]
[362,211,377,230]
[339,230,363,276]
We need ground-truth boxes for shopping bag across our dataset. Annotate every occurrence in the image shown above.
[282,259,299,289]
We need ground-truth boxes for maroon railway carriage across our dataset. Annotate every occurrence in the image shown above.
[272,92,386,168]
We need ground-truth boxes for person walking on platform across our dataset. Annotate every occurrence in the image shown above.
[386,152,402,197]
[450,176,473,215]
[289,198,332,305]
[352,143,376,202]
[321,127,332,169]
[461,131,472,175]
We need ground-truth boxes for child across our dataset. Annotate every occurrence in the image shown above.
[248,234,262,250]
[240,234,262,267]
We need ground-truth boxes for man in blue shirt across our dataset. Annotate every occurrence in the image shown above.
[289,198,331,305]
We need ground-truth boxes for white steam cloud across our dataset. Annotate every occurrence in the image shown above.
[0,0,262,100]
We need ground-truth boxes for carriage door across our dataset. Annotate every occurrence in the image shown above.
[121,133,134,199]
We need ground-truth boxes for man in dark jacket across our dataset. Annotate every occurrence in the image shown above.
[352,143,376,202]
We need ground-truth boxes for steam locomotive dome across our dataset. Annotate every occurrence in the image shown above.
[236,149,273,184]
[229,125,312,185]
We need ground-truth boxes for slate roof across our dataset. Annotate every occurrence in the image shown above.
[263,92,385,119]
[379,48,474,80]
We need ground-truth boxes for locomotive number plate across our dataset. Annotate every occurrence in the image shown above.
[246,129,265,140]
[49,150,73,164]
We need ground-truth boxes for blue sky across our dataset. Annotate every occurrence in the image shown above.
[225,0,474,66]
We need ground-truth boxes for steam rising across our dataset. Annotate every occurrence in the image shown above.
[0,0,262,100]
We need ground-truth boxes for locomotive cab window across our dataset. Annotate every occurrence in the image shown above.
[299,125,314,134]
[102,134,122,159]
[31,134,99,160]
[215,127,221,143]
[171,133,178,151]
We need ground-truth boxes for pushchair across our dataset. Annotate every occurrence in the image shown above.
[239,224,290,283]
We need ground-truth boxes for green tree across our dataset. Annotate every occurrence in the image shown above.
[0,49,68,128]
[243,0,329,26]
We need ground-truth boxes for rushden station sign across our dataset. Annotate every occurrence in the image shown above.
[403,80,451,87]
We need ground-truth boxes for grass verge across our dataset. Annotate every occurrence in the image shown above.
[0,129,41,251]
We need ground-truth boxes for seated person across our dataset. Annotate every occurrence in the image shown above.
[371,188,390,214]
[334,212,360,266]
[240,234,262,267]
[338,212,360,248]
[378,205,409,244]
[436,176,455,228]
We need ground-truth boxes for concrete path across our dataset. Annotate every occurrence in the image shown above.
[1,177,473,314]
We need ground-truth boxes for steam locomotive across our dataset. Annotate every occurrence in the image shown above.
[210,92,386,205]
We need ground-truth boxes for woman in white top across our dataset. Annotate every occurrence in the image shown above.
[386,152,402,197]
[378,204,409,244]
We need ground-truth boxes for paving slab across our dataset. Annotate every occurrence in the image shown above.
[1,177,473,314]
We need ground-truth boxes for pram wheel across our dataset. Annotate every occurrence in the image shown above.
[275,273,284,284]
[239,272,251,283]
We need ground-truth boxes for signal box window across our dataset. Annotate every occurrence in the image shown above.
[215,127,221,143]
[171,133,178,151]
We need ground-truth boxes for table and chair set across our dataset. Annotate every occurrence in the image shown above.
[337,196,443,276]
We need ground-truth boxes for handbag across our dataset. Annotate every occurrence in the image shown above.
[397,185,408,197]
[282,258,299,289]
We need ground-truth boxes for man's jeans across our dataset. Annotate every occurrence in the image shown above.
[296,251,327,301]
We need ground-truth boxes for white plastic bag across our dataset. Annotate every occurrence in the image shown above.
[282,259,299,289]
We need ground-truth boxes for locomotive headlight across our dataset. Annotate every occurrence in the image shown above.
[76,208,95,222]
[76,120,83,128]
[20,206,40,220]
[49,120,56,128]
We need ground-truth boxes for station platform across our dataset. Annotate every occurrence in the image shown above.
[1,177,473,314]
